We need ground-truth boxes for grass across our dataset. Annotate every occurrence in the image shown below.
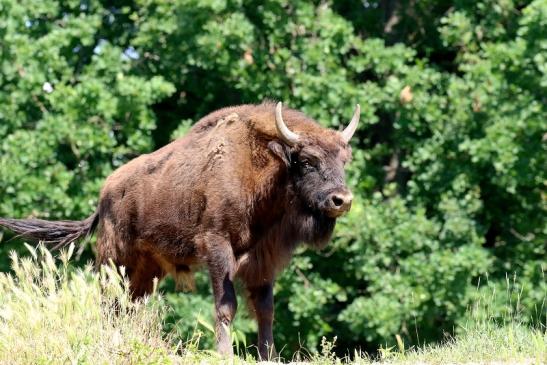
[0,245,544,364]
[372,325,546,365]
[0,244,178,364]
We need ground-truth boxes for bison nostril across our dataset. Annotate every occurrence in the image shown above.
[325,191,353,217]
[332,195,344,207]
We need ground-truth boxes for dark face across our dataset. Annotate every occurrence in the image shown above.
[290,144,353,219]
[268,138,353,218]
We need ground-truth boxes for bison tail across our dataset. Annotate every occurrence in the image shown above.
[0,212,99,250]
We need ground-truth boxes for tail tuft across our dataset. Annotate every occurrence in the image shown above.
[0,212,99,250]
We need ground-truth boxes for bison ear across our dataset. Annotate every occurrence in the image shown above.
[268,140,291,166]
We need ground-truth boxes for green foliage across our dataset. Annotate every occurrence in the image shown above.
[0,0,545,357]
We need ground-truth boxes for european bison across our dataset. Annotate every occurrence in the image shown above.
[0,101,360,359]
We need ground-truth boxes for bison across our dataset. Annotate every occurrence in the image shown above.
[0,101,360,359]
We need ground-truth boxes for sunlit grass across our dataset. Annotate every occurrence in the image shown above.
[0,245,544,364]
[372,322,546,365]
[0,244,178,364]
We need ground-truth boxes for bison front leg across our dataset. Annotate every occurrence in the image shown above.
[248,283,277,360]
[206,240,238,357]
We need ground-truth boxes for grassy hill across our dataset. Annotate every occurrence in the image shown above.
[0,245,544,364]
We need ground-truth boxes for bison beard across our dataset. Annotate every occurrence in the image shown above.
[293,207,337,249]
[0,101,359,360]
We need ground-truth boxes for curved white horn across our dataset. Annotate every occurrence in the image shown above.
[341,104,361,142]
[275,102,300,145]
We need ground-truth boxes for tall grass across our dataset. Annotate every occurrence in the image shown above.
[0,244,178,364]
[0,245,544,364]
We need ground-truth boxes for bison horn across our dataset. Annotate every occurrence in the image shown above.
[275,102,300,145]
[341,104,361,143]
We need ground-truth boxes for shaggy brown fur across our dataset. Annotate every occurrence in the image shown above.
[0,102,356,359]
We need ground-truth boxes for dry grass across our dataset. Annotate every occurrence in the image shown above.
[0,244,177,364]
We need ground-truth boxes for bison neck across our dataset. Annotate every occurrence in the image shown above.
[249,164,336,249]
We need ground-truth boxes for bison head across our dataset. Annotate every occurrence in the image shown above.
[269,102,359,221]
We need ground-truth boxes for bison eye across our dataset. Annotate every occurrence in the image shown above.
[300,160,314,171]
